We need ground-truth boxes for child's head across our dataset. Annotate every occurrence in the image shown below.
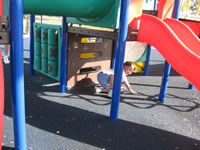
[123,61,135,75]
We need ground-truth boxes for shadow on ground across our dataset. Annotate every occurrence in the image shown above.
[2,146,15,150]
[4,92,200,149]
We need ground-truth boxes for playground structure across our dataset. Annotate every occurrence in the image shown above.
[0,0,200,149]
[29,1,147,88]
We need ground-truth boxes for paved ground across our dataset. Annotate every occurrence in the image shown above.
[1,46,200,150]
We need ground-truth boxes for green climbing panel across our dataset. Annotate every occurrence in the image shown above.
[33,23,61,81]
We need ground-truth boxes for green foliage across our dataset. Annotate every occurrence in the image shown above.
[189,0,199,14]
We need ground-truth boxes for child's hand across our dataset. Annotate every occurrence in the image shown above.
[130,89,137,94]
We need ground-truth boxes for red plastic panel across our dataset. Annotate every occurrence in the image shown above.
[0,51,5,150]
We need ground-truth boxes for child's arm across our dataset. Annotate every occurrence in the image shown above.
[123,80,137,94]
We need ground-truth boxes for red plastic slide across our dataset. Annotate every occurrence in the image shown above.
[137,14,200,91]
[180,20,200,36]
[0,51,4,150]
[164,18,200,56]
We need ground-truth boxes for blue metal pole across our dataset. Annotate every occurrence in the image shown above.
[110,0,130,120]
[144,45,151,75]
[188,83,194,89]
[153,0,158,10]
[59,17,68,93]
[144,0,157,75]
[172,0,181,19]
[10,0,27,149]
[112,40,118,69]
[30,14,35,76]
[159,0,181,102]
[159,61,171,102]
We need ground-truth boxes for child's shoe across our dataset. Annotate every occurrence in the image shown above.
[4,56,9,64]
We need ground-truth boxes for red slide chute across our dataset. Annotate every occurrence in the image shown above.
[137,14,200,91]
[0,51,4,150]
[164,18,200,57]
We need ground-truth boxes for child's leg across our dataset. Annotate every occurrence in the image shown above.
[4,45,10,56]
[4,45,10,64]
[109,74,114,89]
[97,72,110,93]
[101,74,114,93]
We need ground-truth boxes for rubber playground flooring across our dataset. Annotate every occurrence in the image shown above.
[2,49,200,150]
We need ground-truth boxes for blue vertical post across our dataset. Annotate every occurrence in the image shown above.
[110,0,130,120]
[59,17,68,93]
[172,0,181,19]
[159,62,171,102]
[144,0,158,75]
[10,0,27,149]
[144,45,151,75]
[188,83,194,89]
[112,40,118,69]
[30,14,35,76]
[159,0,181,102]
[153,0,158,10]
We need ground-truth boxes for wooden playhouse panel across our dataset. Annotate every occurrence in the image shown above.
[67,33,113,88]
